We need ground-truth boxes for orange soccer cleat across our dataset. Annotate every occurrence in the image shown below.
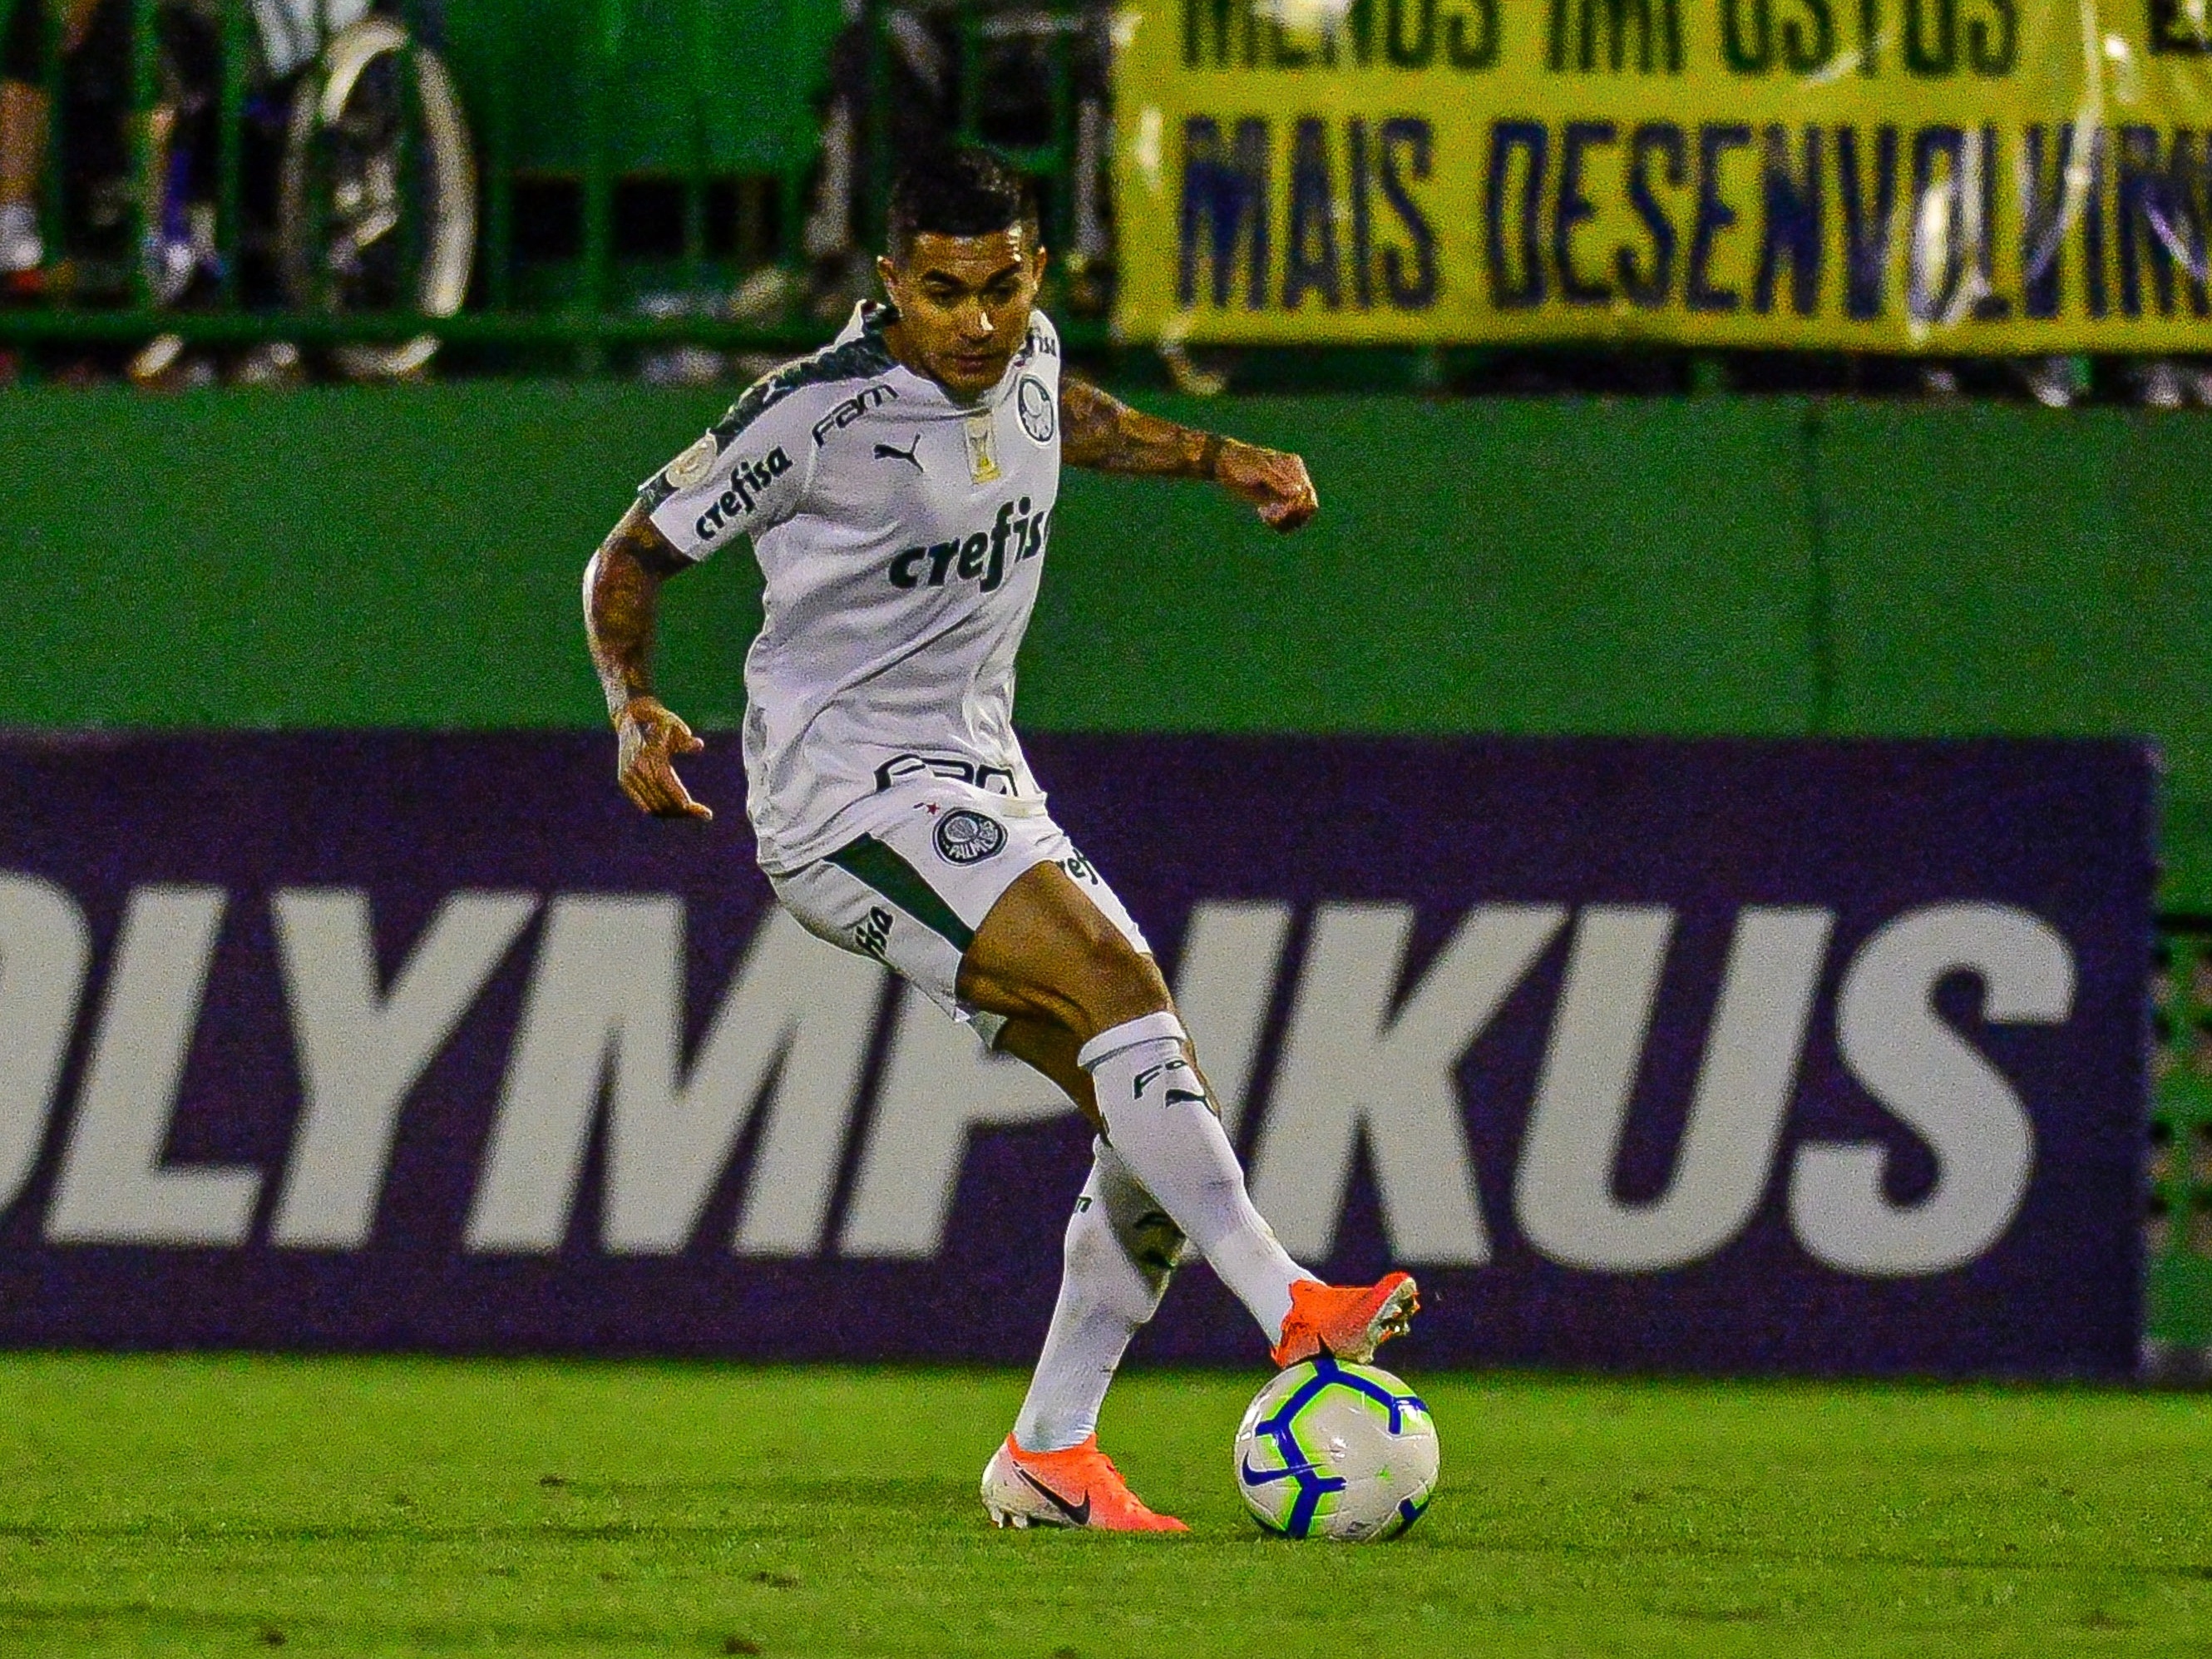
[1269,1272,1421,1370]
[980,1434,1189,1533]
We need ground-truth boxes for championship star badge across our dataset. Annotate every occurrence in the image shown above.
[964,412,1002,483]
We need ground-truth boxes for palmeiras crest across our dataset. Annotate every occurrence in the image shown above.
[934,809,1006,864]
[1017,376,1056,443]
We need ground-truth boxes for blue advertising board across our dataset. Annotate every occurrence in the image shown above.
[0,733,2154,1377]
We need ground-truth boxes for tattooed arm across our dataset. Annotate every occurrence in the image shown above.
[584,502,713,821]
[1058,374,1319,532]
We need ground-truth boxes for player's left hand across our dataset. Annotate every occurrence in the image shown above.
[1217,442,1318,532]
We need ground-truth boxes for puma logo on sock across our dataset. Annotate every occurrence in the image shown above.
[1133,1059,1191,1098]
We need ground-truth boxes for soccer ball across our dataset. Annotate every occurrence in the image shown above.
[1232,1355,1439,1540]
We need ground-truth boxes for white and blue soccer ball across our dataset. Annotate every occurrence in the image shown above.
[1232,1355,1439,1541]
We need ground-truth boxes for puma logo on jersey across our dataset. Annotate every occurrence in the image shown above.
[692,447,792,542]
[873,437,923,471]
[887,498,1052,594]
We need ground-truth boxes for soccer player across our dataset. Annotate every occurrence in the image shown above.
[585,147,1417,1533]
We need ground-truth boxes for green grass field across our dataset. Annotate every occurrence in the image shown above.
[0,1356,2206,1657]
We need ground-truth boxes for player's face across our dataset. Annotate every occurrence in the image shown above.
[878,226,1046,402]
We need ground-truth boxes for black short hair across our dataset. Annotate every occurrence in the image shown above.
[886,147,1036,259]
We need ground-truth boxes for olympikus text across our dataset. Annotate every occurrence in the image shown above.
[0,876,2071,1276]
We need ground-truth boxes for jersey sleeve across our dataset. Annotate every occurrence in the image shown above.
[1024,311,1063,381]
[636,389,813,563]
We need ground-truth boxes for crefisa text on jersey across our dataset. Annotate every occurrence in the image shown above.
[887,497,1052,593]
[692,447,793,544]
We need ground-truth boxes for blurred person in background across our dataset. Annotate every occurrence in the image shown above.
[0,0,101,278]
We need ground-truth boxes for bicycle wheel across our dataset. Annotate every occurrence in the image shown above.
[277,16,474,378]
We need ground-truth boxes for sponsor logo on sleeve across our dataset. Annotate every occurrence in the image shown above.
[694,447,793,543]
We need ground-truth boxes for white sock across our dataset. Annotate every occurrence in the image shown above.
[1011,1140,1183,1453]
[1079,1012,1316,1341]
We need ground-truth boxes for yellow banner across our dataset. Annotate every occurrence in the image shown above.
[1113,1,2212,348]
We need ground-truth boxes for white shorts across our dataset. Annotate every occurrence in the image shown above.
[770,779,1153,1048]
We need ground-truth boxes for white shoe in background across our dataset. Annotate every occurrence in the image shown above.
[0,203,42,274]
[2131,359,2188,409]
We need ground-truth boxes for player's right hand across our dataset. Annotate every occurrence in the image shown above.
[1217,441,1319,533]
[615,697,713,821]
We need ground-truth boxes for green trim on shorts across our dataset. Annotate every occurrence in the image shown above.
[825,832,977,953]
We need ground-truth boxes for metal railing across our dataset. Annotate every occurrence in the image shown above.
[0,0,2205,405]
[2150,919,2212,1372]
[0,0,1113,371]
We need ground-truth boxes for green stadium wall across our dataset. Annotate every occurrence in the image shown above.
[5,386,2205,906]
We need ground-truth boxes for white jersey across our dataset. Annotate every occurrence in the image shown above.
[640,302,1064,874]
